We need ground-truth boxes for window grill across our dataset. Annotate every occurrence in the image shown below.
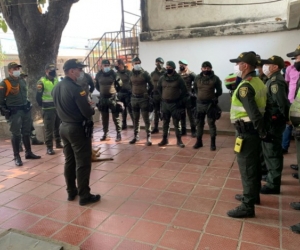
[165,1,203,10]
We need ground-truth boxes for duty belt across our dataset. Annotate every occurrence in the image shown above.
[8,105,27,111]
[132,94,144,98]
[162,99,178,103]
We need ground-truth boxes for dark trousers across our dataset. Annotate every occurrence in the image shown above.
[161,102,181,137]
[196,103,216,137]
[60,123,92,199]
[43,109,61,148]
[118,92,133,123]
[282,124,293,150]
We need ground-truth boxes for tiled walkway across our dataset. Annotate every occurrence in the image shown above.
[0,120,300,250]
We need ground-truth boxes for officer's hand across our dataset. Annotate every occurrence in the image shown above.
[260,133,274,143]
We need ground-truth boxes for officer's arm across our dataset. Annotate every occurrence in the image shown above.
[86,74,95,93]
[95,73,100,92]
[270,81,290,120]
[215,76,223,97]
[0,81,7,107]
[36,81,44,107]
[74,90,95,119]
[237,83,265,135]
[145,72,154,94]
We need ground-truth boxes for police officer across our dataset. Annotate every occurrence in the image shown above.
[287,44,300,233]
[0,62,41,166]
[114,59,133,130]
[52,59,100,206]
[193,61,223,150]
[129,57,153,146]
[227,52,269,218]
[150,57,166,134]
[77,69,95,103]
[95,59,121,142]
[259,56,290,194]
[157,61,187,148]
[36,63,62,155]
[178,59,196,137]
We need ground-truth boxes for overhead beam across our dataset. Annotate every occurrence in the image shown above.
[286,0,300,29]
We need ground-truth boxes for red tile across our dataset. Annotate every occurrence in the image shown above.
[143,205,178,224]
[204,167,230,177]
[240,242,279,250]
[47,203,86,222]
[52,224,91,246]
[189,157,211,166]
[80,232,121,250]
[11,180,44,193]
[209,159,233,168]
[0,190,22,205]
[153,169,178,180]
[163,162,186,171]
[26,199,62,216]
[90,181,116,194]
[182,164,207,174]
[195,151,217,159]
[121,175,149,186]
[29,172,59,182]
[142,178,170,190]
[166,181,194,195]
[156,191,187,208]
[72,209,109,229]
[143,159,165,168]
[159,228,201,250]
[95,162,120,171]
[112,163,139,174]
[98,214,137,236]
[116,239,153,250]
[183,196,216,213]
[27,218,65,237]
[6,194,41,210]
[151,153,172,162]
[219,188,241,204]
[282,210,300,228]
[48,175,66,186]
[282,228,300,250]
[242,222,280,248]
[100,173,129,183]
[0,178,24,190]
[177,148,197,157]
[91,195,126,213]
[206,215,242,239]
[246,207,280,227]
[132,167,157,177]
[174,172,200,183]
[198,175,227,188]
[115,200,151,217]
[224,178,243,190]
[29,183,61,198]
[170,155,191,164]
[197,234,238,250]
[131,188,161,202]
[106,184,137,198]
[192,185,221,199]
[47,187,69,202]
[212,200,241,217]
[172,210,208,231]
[127,220,166,244]
[0,207,19,224]
[1,212,41,230]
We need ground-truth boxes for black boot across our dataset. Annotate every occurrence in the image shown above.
[100,133,110,141]
[19,139,23,152]
[47,148,55,155]
[151,122,159,134]
[122,121,127,130]
[191,126,196,138]
[23,136,41,159]
[129,134,140,144]
[193,137,203,149]
[115,132,122,142]
[11,137,23,166]
[176,136,185,148]
[146,134,152,146]
[181,127,187,136]
[56,140,63,148]
[210,136,216,151]
[158,136,168,146]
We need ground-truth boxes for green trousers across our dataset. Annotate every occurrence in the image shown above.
[196,103,216,137]
[236,132,262,209]
[182,96,195,128]
[161,101,181,137]
[60,123,92,199]
[118,92,133,124]
[131,96,151,135]
[152,92,161,125]
[43,109,61,148]
[262,122,286,190]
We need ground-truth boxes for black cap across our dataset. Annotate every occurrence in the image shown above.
[101,59,110,65]
[63,59,87,71]
[8,62,22,69]
[287,45,300,58]
[132,57,141,63]
[202,61,212,68]
[261,56,285,69]
[156,57,164,64]
[229,52,257,67]
[166,61,176,69]
[45,63,58,71]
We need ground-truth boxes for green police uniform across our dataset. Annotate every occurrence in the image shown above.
[129,64,153,145]
[36,73,61,153]
[150,64,166,133]
[260,56,290,194]
[116,68,133,129]
[227,52,267,218]
[157,61,188,148]
[95,61,121,142]
[193,70,222,150]
[0,62,41,166]
[77,72,95,100]
[52,59,99,205]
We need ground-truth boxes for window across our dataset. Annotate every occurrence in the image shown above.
[165,0,203,10]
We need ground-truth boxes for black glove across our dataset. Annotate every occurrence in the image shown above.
[260,133,274,143]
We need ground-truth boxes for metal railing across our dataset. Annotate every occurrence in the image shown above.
[83,18,140,75]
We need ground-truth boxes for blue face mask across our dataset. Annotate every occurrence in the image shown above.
[103,67,110,73]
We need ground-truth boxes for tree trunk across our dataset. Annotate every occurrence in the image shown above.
[0,0,79,120]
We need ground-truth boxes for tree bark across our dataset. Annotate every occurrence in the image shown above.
[0,0,79,119]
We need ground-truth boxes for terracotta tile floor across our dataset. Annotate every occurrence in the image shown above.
[0,115,300,249]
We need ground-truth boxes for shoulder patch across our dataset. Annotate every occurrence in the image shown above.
[271,84,278,94]
[271,76,276,81]
[239,87,248,98]
[80,90,86,96]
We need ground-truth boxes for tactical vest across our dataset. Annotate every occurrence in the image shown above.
[97,72,116,95]
[230,77,266,123]
[179,71,193,92]
[151,69,165,91]
[290,78,300,125]
[3,78,27,106]
[161,78,181,100]
[40,77,58,103]
[131,72,147,95]
[118,70,131,91]
[196,75,217,101]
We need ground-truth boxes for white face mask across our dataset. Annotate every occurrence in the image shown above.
[77,71,85,81]
[255,69,259,76]
[134,64,142,71]
[103,67,110,73]
[12,70,21,78]
[233,65,242,77]
[262,65,270,76]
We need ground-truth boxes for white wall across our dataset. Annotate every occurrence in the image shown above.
[139,29,300,93]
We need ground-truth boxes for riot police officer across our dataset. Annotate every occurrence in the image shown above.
[157,61,187,148]
[0,62,41,166]
[36,63,62,155]
[150,57,166,134]
[52,59,100,206]
[129,57,153,146]
[95,59,122,142]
